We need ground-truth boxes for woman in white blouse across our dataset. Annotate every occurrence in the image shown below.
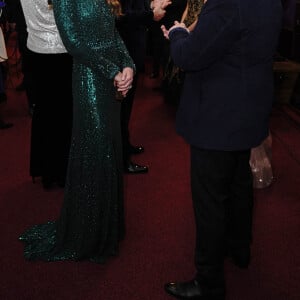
[20,0,73,189]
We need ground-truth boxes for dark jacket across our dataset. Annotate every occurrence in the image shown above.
[117,0,154,71]
[159,0,187,29]
[169,0,282,151]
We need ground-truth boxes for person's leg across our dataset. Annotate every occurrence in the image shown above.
[21,44,38,114]
[226,149,253,268]
[165,147,235,300]
[121,74,148,174]
[121,74,138,163]
[191,147,234,289]
[29,51,73,187]
[28,50,47,180]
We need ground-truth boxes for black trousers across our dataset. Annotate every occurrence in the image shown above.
[121,74,139,165]
[190,146,253,286]
[28,50,73,182]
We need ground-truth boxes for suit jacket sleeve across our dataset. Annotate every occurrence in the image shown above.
[169,0,239,71]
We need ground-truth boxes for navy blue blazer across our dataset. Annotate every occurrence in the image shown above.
[169,0,282,151]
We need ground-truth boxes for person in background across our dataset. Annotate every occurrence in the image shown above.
[117,0,171,174]
[7,0,36,115]
[19,0,135,263]
[161,0,282,299]
[19,0,73,189]
[150,0,187,80]
[0,1,13,130]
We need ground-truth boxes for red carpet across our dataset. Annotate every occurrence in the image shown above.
[1,37,300,300]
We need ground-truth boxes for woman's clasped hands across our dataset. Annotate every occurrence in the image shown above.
[114,67,134,98]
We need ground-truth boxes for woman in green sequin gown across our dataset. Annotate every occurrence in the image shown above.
[19,0,135,263]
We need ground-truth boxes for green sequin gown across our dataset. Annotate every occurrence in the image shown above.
[19,0,135,263]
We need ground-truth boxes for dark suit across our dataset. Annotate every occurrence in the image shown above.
[117,0,154,165]
[168,0,282,288]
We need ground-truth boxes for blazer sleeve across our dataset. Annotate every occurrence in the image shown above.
[169,0,240,71]
[53,0,123,79]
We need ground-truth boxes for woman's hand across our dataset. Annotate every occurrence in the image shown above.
[151,0,172,21]
[114,67,134,97]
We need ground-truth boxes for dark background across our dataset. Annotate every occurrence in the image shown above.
[278,0,300,61]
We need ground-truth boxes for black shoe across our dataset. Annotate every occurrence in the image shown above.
[227,245,250,269]
[129,145,144,155]
[0,121,13,129]
[124,161,148,174]
[164,279,225,300]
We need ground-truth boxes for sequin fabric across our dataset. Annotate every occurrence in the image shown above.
[19,0,135,263]
[184,0,204,27]
[20,0,66,53]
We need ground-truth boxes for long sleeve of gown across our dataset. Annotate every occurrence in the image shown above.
[53,0,134,79]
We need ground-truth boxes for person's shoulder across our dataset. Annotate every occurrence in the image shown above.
[202,0,238,15]
[203,0,238,10]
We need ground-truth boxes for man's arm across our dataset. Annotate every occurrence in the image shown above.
[168,0,239,71]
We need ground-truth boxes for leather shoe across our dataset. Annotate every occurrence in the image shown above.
[164,279,225,300]
[129,145,144,155]
[124,161,148,174]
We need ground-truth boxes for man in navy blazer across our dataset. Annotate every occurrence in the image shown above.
[161,0,282,299]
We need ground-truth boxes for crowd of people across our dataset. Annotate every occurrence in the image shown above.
[1,0,286,299]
